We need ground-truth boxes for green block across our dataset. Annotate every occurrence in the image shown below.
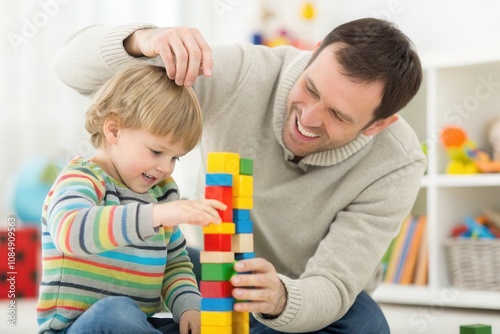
[239,158,253,176]
[201,263,235,281]
[460,324,492,334]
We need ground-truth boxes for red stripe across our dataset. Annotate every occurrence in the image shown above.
[47,255,164,278]
[58,173,103,200]
[108,206,118,247]
[165,277,197,291]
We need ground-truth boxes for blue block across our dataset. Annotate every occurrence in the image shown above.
[235,252,255,261]
[235,219,253,233]
[206,173,232,186]
[233,209,250,221]
[201,297,235,311]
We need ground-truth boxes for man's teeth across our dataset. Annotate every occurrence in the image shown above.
[297,121,318,138]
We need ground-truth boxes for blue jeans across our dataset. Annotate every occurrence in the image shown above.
[60,296,179,334]
[249,291,390,334]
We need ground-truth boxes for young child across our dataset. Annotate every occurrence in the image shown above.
[37,64,225,334]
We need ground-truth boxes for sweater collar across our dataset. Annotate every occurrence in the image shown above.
[272,51,372,170]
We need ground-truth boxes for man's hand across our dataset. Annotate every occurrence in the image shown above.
[124,27,213,87]
[230,258,287,317]
[179,309,200,334]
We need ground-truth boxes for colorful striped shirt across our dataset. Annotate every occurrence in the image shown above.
[37,157,200,333]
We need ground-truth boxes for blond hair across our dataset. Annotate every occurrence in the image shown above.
[86,64,202,151]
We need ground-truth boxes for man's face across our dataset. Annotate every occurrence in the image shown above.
[282,44,385,158]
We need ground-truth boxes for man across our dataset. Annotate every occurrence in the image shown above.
[54,18,426,333]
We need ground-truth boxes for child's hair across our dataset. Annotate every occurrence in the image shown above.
[85,64,203,152]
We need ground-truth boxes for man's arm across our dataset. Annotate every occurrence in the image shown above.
[53,24,212,96]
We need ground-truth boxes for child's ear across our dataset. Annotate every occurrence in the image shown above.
[102,119,121,145]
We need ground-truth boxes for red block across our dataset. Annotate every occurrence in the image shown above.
[205,186,233,221]
[0,226,41,299]
[200,281,233,298]
[204,234,232,252]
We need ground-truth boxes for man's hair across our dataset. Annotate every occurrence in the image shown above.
[86,64,202,151]
[308,18,422,122]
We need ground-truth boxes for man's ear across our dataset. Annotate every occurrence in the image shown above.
[362,115,399,136]
[102,119,121,145]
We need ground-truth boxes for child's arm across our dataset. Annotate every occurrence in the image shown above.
[160,226,201,324]
[44,167,156,256]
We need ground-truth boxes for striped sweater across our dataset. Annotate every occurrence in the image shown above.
[37,157,200,333]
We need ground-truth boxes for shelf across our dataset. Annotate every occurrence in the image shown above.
[434,174,500,187]
[373,284,500,310]
[380,54,500,310]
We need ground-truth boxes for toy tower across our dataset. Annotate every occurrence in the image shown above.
[201,152,254,334]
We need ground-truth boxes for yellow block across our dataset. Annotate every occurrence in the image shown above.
[233,197,253,210]
[201,325,232,334]
[233,175,253,197]
[232,322,249,334]
[201,311,232,327]
[232,234,254,253]
[208,152,240,175]
[200,251,235,263]
[232,311,249,324]
[203,222,235,235]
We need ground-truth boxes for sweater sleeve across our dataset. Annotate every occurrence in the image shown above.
[44,166,157,256]
[254,157,426,332]
[53,23,158,96]
[161,226,201,323]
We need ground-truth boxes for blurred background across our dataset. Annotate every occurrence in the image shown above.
[2,0,500,226]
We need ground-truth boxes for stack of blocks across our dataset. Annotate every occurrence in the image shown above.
[201,152,254,334]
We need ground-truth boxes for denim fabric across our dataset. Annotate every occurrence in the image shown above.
[59,296,179,334]
[249,291,390,334]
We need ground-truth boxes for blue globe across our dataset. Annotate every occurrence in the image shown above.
[12,157,60,225]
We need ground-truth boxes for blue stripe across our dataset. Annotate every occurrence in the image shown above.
[99,251,166,266]
[121,208,132,244]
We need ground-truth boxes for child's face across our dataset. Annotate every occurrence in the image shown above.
[107,128,187,193]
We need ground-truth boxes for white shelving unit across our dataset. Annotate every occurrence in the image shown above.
[373,49,500,309]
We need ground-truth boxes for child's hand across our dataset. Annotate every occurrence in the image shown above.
[153,199,226,228]
[179,309,200,334]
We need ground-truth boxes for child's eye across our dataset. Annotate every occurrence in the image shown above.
[172,157,180,162]
[150,149,162,156]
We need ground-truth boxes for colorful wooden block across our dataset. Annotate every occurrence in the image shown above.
[232,234,254,253]
[201,297,235,311]
[201,325,232,334]
[239,158,253,176]
[233,209,250,221]
[201,263,235,281]
[206,173,232,186]
[201,311,233,326]
[203,222,235,235]
[234,219,253,233]
[204,234,232,252]
[460,324,492,334]
[233,197,253,210]
[232,322,249,334]
[200,251,235,264]
[200,281,233,298]
[232,311,249,323]
[235,252,255,261]
[205,186,233,221]
[232,175,253,197]
[208,152,240,175]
